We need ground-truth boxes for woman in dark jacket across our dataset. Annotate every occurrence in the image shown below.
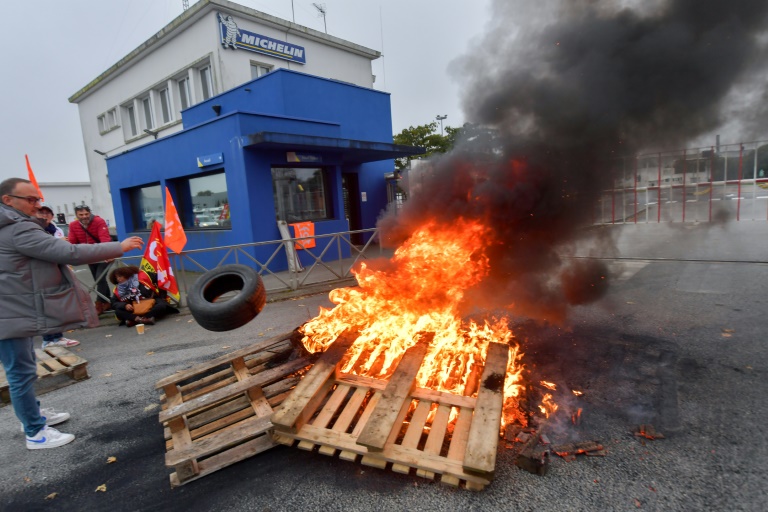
[108,266,178,327]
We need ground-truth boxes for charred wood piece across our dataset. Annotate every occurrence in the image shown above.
[634,424,665,440]
[513,422,550,476]
[552,440,605,460]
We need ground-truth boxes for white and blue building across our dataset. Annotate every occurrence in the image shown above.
[69,0,419,264]
[106,68,420,268]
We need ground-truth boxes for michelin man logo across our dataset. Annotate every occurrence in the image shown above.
[218,13,240,49]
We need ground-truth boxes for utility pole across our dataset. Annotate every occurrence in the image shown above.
[312,3,327,33]
[436,114,447,135]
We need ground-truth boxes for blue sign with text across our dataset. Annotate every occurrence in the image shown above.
[218,13,306,64]
[197,153,224,167]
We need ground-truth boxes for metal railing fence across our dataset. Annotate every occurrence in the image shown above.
[595,139,768,224]
[75,228,386,308]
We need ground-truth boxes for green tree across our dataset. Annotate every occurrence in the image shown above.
[393,122,452,170]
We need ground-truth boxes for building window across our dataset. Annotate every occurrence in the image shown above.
[124,105,137,137]
[98,108,119,135]
[178,77,191,110]
[271,167,331,222]
[130,183,163,230]
[107,108,118,129]
[159,87,172,124]
[177,172,229,229]
[200,66,213,100]
[141,96,154,130]
[250,63,272,79]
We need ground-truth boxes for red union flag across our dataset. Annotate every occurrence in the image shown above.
[163,187,187,254]
[141,221,180,301]
[25,155,44,201]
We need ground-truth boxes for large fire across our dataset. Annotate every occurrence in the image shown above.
[300,218,527,429]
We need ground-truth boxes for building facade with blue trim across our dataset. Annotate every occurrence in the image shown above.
[69,0,392,231]
[106,69,420,269]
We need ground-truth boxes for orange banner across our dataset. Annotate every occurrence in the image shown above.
[163,187,187,254]
[290,221,316,250]
[141,221,180,301]
[25,155,44,201]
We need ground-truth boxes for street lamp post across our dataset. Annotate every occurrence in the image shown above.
[436,114,447,135]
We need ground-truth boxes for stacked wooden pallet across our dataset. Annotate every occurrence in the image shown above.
[270,332,510,490]
[155,331,311,486]
[0,346,89,405]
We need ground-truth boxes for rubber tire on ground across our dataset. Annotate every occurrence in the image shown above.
[187,264,267,332]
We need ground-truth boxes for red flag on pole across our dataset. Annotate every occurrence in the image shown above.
[140,221,180,301]
[25,155,44,201]
[163,187,187,253]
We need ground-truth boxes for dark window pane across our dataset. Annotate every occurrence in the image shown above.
[187,172,229,229]
[130,184,163,230]
[271,167,331,222]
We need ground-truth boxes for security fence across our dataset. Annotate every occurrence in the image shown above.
[76,228,387,308]
[595,139,768,224]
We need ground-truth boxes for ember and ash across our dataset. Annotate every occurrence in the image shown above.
[299,0,768,439]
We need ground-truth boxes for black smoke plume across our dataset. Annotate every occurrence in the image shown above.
[378,0,768,322]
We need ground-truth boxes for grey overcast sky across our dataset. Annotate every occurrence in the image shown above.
[0,0,491,184]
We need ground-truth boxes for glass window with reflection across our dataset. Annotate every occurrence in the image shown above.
[159,88,172,124]
[187,172,229,229]
[178,77,191,110]
[200,66,213,100]
[271,167,331,222]
[130,183,163,231]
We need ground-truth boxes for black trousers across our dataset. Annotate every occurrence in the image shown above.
[89,261,112,304]
[114,301,172,323]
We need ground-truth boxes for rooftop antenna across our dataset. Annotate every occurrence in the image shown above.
[312,3,327,33]
[182,0,189,10]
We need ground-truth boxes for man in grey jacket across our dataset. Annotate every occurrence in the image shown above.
[0,178,144,450]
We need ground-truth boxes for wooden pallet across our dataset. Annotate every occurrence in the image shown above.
[155,331,311,487]
[0,346,89,405]
[271,333,510,491]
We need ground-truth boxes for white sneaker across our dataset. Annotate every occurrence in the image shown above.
[20,407,71,432]
[43,338,80,348]
[26,426,75,450]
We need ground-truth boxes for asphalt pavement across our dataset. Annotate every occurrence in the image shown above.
[1,221,766,511]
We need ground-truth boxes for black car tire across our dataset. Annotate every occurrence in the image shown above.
[187,264,266,332]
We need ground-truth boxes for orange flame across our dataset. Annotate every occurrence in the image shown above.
[300,218,525,426]
[538,393,559,418]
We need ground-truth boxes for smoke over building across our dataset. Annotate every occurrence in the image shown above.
[378,0,768,322]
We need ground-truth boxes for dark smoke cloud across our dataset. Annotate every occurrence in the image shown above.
[378,0,768,323]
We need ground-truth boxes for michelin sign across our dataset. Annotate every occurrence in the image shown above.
[218,13,306,64]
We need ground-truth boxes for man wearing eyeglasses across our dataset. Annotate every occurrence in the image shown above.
[0,178,144,450]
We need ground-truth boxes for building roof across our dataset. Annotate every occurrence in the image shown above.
[242,131,425,163]
[68,0,381,104]
[38,182,91,187]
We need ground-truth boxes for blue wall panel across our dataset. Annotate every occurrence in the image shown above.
[108,70,398,271]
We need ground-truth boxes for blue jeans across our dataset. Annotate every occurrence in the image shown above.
[0,337,45,436]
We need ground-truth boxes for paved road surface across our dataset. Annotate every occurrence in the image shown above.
[1,222,766,511]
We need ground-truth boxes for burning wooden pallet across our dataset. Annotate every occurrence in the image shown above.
[270,332,510,491]
[155,332,311,487]
[0,346,88,405]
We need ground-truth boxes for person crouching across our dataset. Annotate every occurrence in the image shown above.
[108,266,178,327]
